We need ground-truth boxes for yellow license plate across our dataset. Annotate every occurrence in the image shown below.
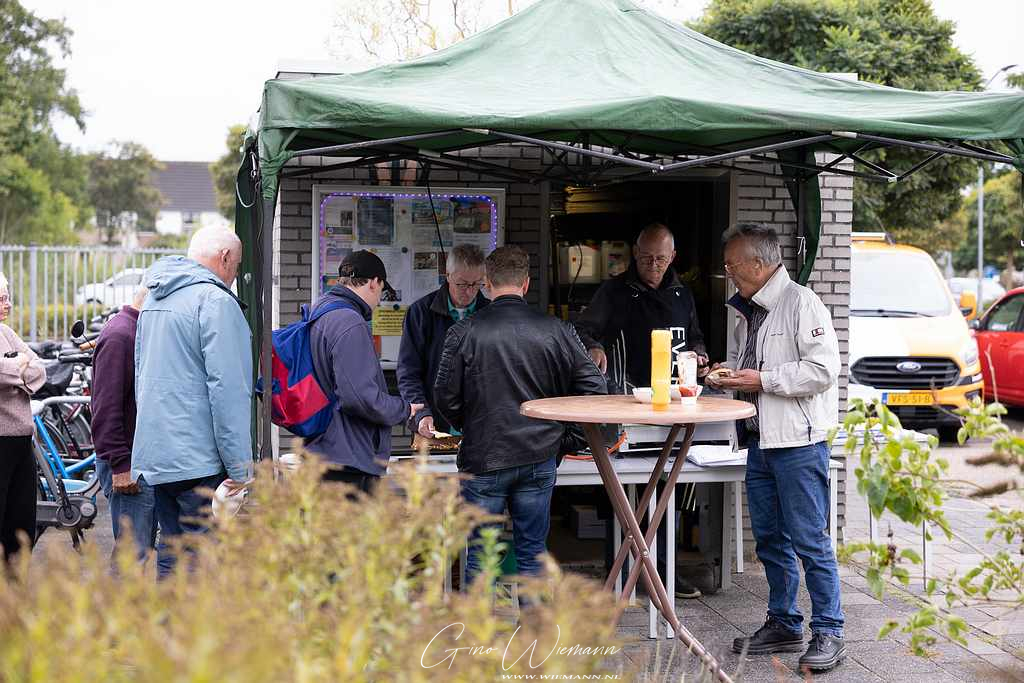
[884,392,934,406]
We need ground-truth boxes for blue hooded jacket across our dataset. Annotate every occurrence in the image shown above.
[131,256,253,485]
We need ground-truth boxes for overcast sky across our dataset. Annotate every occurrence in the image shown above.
[21,0,1023,162]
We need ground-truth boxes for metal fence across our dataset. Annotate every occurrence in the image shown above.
[0,245,185,341]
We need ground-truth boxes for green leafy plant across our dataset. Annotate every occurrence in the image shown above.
[836,398,1024,655]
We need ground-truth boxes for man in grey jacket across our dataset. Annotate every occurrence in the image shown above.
[707,223,845,673]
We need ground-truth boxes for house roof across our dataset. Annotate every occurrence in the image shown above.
[154,161,218,212]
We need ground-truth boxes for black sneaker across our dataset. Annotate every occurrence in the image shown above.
[674,579,702,599]
[798,633,846,672]
[732,620,804,655]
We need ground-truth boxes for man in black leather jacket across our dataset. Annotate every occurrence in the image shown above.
[434,245,606,585]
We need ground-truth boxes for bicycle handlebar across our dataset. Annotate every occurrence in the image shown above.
[58,353,93,365]
[36,395,91,407]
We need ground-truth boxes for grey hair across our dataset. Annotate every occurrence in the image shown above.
[636,222,675,250]
[447,244,485,273]
[187,227,241,262]
[0,271,8,294]
[722,223,782,266]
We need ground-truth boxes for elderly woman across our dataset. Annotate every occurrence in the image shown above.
[0,272,46,562]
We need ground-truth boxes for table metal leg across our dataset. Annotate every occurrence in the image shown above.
[648,492,658,639]
[667,483,676,639]
[721,482,732,590]
[603,425,683,593]
[734,482,744,574]
[582,423,733,683]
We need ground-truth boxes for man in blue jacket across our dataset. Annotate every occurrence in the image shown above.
[133,227,252,578]
[306,250,421,491]
[398,244,488,439]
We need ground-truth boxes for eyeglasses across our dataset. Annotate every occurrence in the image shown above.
[636,254,672,267]
[451,281,484,291]
[0,295,10,305]
[723,259,756,273]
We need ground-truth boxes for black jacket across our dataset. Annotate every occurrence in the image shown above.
[575,264,706,388]
[396,284,489,434]
[433,295,607,474]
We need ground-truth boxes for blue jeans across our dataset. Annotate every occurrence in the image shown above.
[153,472,225,579]
[461,457,556,586]
[746,441,844,638]
[96,458,158,562]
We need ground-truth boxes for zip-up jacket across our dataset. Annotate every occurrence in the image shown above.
[724,266,840,449]
[575,264,705,387]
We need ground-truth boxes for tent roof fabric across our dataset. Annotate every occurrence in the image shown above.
[251,0,1024,198]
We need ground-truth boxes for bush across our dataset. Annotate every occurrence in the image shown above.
[0,458,624,682]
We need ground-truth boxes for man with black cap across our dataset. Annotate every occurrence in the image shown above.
[305,250,423,491]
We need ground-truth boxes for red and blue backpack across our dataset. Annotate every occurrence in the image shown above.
[262,300,355,438]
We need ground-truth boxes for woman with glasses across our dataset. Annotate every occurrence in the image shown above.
[0,272,47,564]
[398,244,490,440]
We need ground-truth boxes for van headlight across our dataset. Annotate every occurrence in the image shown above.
[960,339,979,368]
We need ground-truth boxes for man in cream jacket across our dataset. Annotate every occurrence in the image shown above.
[707,223,845,673]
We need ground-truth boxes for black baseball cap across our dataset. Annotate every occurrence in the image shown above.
[339,250,396,297]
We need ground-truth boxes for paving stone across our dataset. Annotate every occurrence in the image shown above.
[849,652,948,676]
[939,660,1021,682]
[984,653,1024,679]
[963,635,1006,655]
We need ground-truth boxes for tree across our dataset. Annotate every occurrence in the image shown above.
[692,0,983,249]
[950,170,1023,273]
[0,0,91,244]
[209,124,246,223]
[1007,71,1024,90]
[327,0,532,65]
[87,141,164,245]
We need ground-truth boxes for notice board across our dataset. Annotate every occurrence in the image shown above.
[311,184,506,364]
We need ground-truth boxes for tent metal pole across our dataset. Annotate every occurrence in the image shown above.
[280,153,409,178]
[260,196,276,461]
[836,132,1013,163]
[897,151,945,181]
[290,130,465,158]
[660,134,838,171]
[467,129,663,170]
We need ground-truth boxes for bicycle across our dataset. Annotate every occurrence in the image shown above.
[34,395,99,550]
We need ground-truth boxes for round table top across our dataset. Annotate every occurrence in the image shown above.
[520,394,756,425]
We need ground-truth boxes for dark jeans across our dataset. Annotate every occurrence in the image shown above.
[746,440,844,637]
[0,436,36,563]
[461,457,556,586]
[322,466,378,495]
[96,458,158,563]
[153,472,225,579]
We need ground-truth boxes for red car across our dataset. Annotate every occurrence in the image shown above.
[974,287,1024,406]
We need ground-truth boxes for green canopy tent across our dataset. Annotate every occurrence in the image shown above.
[236,0,1024,459]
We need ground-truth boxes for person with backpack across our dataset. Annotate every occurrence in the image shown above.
[305,251,422,492]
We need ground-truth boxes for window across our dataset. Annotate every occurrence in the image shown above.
[182,211,201,228]
[985,295,1024,332]
[851,249,952,317]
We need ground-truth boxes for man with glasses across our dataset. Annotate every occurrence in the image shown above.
[398,244,489,440]
[575,222,708,599]
[576,222,708,390]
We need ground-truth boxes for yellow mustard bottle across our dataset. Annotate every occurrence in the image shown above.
[651,329,671,411]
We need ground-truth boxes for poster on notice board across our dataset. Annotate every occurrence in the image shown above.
[313,186,505,338]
